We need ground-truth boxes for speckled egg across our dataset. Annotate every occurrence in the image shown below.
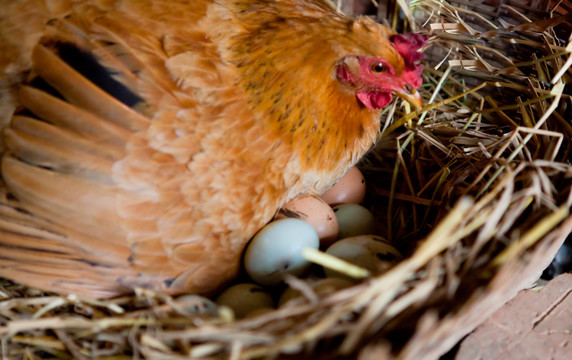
[324,235,402,279]
[333,203,377,239]
[244,218,320,286]
[276,195,339,246]
[215,283,274,318]
[321,167,366,206]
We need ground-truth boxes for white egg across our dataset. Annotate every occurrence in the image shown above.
[333,203,377,239]
[244,218,319,286]
[215,283,274,318]
[324,235,402,279]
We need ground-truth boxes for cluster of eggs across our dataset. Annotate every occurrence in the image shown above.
[215,167,403,318]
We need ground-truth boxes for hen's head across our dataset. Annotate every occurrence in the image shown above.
[336,25,428,110]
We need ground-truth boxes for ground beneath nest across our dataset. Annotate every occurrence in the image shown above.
[450,273,572,360]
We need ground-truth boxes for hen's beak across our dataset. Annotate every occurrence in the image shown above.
[393,86,423,110]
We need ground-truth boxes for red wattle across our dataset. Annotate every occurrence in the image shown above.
[357,91,392,110]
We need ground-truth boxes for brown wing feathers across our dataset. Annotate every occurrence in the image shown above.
[0,17,151,297]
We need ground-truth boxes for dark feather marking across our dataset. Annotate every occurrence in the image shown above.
[27,76,65,101]
[53,42,143,107]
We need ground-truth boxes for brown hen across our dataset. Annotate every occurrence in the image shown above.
[0,0,426,298]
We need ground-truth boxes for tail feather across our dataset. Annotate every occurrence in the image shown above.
[0,265,125,299]
[0,211,130,262]
[2,155,125,242]
[0,189,132,298]
[5,116,114,182]
[19,85,131,151]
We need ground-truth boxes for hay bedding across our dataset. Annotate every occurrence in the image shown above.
[1,0,571,359]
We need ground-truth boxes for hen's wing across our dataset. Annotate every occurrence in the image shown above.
[0,0,281,298]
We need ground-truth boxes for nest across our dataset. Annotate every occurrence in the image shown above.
[1,0,571,359]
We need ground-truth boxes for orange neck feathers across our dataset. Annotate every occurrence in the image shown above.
[227,7,386,175]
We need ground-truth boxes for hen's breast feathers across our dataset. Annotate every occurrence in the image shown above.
[0,0,396,297]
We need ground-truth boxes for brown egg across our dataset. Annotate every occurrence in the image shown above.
[244,307,275,318]
[320,167,366,206]
[215,283,274,319]
[276,195,338,246]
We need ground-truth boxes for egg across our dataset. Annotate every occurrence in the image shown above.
[276,195,338,246]
[244,307,275,318]
[324,235,402,279]
[320,167,366,206]
[176,295,218,315]
[278,277,354,307]
[215,283,274,318]
[333,203,377,239]
[244,218,320,286]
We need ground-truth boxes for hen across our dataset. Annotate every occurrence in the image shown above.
[0,0,426,298]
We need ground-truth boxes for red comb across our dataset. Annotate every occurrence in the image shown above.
[390,34,429,70]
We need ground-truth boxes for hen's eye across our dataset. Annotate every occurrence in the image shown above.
[370,62,385,73]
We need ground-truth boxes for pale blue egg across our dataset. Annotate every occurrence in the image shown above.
[244,218,319,286]
[333,204,377,238]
